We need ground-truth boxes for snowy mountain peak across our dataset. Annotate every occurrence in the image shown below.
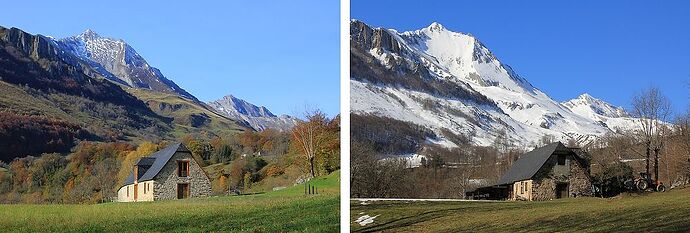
[79,29,100,40]
[209,95,297,131]
[54,30,197,100]
[220,95,276,118]
[426,22,447,32]
[563,93,629,118]
[577,93,595,100]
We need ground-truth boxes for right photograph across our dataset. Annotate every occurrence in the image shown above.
[349,0,690,232]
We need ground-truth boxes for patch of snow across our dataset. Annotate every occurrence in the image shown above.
[354,214,380,226]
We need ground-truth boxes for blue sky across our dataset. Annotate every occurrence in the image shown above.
[353,0,690,116]
[0,1,340,117]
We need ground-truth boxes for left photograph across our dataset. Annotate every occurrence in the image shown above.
[0,1,340,232]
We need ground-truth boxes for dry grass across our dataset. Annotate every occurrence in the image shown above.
[351,187,690,232]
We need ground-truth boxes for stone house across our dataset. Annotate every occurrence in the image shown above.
[466,142,592,201]
[117,143,211,202]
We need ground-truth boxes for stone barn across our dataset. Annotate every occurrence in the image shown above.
[498,142,592,201]
[117,143,211,202]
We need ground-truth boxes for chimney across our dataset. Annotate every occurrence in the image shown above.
[134,165,138,184]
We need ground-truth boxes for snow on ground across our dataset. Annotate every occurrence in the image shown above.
[354,214,380,226]
[380,154,428,168]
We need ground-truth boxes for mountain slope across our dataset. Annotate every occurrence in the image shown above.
[0,26,172,161]
[350,20,638,149]
[55,30,197,100]
[208,95,298,131]
[0,26,251,162]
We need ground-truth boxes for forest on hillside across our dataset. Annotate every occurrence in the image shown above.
[0,112,340,204]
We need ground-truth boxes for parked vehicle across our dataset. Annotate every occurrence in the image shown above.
[634,172,666,192]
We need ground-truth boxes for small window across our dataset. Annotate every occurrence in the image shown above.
[520,182,524,194]
[127,186,129,197]
[178,160,190,177]
[557,155,566,165]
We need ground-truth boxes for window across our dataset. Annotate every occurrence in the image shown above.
[557,155,566,165]
[520,182,524,194]
[127,186,129,197]
[178,160,190,177]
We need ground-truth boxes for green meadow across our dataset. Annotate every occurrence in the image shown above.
[352,186,690,232]
[0,171,340,233]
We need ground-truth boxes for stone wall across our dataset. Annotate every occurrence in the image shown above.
[568,158,593,197]
[153,151,211,200]
[530,152,592,201]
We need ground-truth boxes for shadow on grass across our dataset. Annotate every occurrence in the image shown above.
[353,201,525,233]
[353,193,690,233]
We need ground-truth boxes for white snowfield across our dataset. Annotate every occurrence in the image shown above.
[351,20,640,149]
[380,154,428,168]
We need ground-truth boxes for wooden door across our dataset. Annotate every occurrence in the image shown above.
[556,183,569,199]
[177,183,189,199]
[134,184,138,200]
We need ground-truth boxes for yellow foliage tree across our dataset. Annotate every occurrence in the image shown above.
[116,142,159,187]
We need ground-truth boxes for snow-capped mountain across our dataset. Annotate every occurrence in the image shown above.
[563,93,629,119]
[350,20,638,148]
[562,94,638,133]
[208,95,298,131]
[54,29,197,100]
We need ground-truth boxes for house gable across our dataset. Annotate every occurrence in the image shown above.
[152,149,211,200]
[529,145,593,200]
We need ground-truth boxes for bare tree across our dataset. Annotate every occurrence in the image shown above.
[631,87,671,183]
[291,108,327,178]
[539,134,556,147]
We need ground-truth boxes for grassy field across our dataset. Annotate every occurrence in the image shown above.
[351,187,690,232]
[0,171,340,232]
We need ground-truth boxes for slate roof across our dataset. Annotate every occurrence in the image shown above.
[496,142,574,185]
[123,143,188,186]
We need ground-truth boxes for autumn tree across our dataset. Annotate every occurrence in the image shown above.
[291,109,329,178]
[116,142,159,186]
[182,135,210,166]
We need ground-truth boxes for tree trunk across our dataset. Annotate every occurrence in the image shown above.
[646,142,651,176]
[310,156,316,178]
[654,147,660,182]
